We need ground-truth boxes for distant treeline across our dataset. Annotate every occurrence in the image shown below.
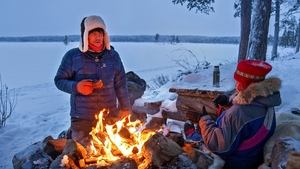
[0,35,240,44]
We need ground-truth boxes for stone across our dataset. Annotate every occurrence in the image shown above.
[12,141,52,169]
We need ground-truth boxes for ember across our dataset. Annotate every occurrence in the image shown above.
[87,109,156,168]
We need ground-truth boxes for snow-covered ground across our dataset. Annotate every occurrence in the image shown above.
[0,42,298,169]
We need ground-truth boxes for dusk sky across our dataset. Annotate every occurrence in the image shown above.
[0,0,242,36]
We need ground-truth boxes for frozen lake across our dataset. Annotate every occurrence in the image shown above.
[0,42,239,88]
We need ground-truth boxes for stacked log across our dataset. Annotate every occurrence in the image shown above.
[169,88,225,122]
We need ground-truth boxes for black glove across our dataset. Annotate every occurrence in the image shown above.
[213,94,229,107]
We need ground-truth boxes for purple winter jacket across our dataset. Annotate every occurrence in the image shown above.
[199,77,281,169]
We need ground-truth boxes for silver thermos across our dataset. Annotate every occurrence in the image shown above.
[213,65,220,87]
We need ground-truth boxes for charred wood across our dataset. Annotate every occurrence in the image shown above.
[142,133,182,167]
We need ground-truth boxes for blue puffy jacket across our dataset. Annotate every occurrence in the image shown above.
[199,77,281,169]
[54,47,131,120]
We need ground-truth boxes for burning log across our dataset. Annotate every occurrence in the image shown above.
[118,127,133,140]
[78,157,98,168]
[62,139,87,159]
[141,133,183,167]
[49,139,88,169]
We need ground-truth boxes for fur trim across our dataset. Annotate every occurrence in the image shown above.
[233,77,281,104]
[79,15,111,52]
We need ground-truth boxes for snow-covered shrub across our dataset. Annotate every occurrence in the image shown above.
[0,75,17,128]
[149,74,170,89]
[172,48,210,80]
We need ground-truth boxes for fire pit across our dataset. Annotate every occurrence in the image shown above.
[81,109,156,168]
[12,108,222,169]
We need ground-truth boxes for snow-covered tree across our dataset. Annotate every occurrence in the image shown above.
[271,0,300,59]
[271,0,281,60]
[234,0,253,62]
[296,18,300,52]
[283,0,300,53]
[280,16,298,47]
[247,0,272,61]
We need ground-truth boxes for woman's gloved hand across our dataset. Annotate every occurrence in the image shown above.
[76,79,104,95]
[76,79,94,95]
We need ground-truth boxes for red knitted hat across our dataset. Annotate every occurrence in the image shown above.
[234,60,272,88]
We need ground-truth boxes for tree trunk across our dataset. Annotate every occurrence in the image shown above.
[271,0,280,60]
[238,0,252,62]
[295,18,300,53]
[247,0,272,61]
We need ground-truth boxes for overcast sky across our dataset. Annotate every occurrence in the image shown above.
[0,0,241,36]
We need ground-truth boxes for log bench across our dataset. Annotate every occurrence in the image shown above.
[132,88,228,123]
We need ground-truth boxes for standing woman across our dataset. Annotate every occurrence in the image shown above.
[54,15,131,146]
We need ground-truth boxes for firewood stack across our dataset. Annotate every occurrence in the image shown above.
[169,88,225,122]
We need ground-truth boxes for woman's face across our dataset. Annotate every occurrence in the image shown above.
[88,31,104,49]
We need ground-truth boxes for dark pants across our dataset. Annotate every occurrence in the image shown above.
[70,117,97,147]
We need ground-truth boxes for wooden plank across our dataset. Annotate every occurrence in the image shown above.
[169,88,224,98]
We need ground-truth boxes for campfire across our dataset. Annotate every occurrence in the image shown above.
[83,109,156,168]
[14,106,218,169]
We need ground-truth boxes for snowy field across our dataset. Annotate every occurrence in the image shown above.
[0,42,298,169]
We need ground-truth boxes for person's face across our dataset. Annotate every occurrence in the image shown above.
[88,30,104,49]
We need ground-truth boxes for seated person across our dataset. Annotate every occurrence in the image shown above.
[198,60,282,169]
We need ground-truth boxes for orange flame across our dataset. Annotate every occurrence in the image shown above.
[88,109,155,167]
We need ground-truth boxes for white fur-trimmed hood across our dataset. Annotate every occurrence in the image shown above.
[233,77,281,105]
[79,15,111,52]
